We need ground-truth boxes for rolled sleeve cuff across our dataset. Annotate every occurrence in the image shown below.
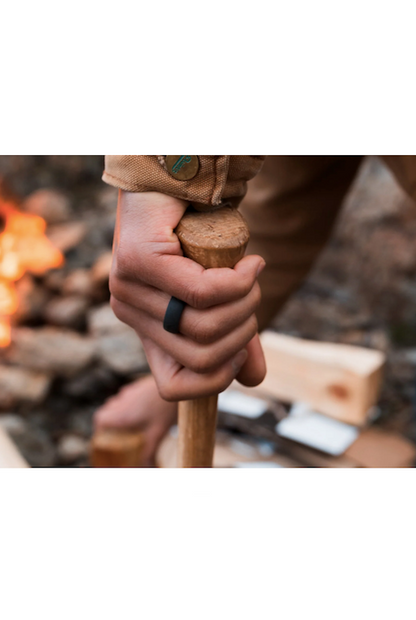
[103,155,265,210]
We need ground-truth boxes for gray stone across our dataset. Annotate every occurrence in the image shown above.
[7,327,97,377]
[63,269,93,296]
[23,189,71,224]
[15,274,51,323]
[57,434,89,463]
[12,425,57,467]
[88,303,126,336]
[96,331,147,374]
[63,366,118,399]
[67,407,95,437]
[43,268,66,292]
[0,413,28,436]
[46,221,88,253]
[87,304,147,374]
[0,366,50,409]
[44,295,89,328]
[91,251,112,284]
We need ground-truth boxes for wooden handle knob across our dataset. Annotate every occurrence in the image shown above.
[175,206,250,468]
[175,205,249,269]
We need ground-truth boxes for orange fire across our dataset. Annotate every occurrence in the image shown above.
[0,198,64,346]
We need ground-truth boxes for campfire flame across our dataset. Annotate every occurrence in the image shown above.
[0,197,64,346]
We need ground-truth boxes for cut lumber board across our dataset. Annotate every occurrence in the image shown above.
[258,331,385,426]
[90,429,145,467]
[345,427,416,468]
[0,426,29,468]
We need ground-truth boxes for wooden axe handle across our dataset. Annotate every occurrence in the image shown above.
[90,206,249,468]
[175,206,249,467]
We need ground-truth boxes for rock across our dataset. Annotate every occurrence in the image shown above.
[91,251,112,284]
[67,407,95,437]
[87,304,147,373]
[63,269,93,296]
[368,228,416,272]
[342,157,410,228]
[98,186,118,212]
[7,327,97,377]
[43,268,66,292]
[0,366,50,409]
[23,189,71,224]
[87,303,126,336]
[63,267,109,304]
[339,329,366,347]
[63,366,119,399]
[0,413,28,436]
[46,221,88,253]
[57,434,89,463]
[97,331,147,374]
[12,424,57,467]
[366,330,390,352]
[15,274,51,323]
[44,295,89,328]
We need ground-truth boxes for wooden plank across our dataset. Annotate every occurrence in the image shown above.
[257,331,385,426]
[90,429,145,468]
[0,426,29,468]
[345,427,416,468]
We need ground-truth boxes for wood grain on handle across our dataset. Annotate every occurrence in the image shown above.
[175,206,250,468]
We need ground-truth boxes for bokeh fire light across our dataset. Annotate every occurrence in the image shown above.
[0,197,64,346]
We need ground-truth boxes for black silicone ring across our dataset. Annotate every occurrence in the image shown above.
[163,296,186,334]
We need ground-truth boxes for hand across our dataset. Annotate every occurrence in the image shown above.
[109,190,266,400]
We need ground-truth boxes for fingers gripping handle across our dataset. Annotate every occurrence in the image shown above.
[175,206,250,468]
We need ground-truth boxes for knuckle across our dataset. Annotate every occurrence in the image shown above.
[189,351,215,374]
[191,317,218,345]
[109,295,124,319]
[237,275,254,298]
[216,373,234,394]
[109,296,136,332]
[186,283,212,310]
[247,314,258,339]
[156,378,177,402]
[112,250,131,280]
[108,271,124,300]
[249,313,258,331]
[112,247,141,283]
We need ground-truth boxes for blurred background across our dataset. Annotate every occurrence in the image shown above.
[0,155,415,467]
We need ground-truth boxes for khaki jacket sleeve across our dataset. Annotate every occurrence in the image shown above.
[103,156,265,210]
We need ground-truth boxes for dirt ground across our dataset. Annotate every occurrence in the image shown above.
[0,155,415,466]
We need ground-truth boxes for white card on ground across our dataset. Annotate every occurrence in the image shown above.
[276,402,360,456]
[234,462,283,468]
[218,390,269,419]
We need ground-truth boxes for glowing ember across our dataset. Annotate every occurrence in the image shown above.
[0,321,10,348]
[0,197,64,347]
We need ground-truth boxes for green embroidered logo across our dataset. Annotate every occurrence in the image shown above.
[172,156,192,174]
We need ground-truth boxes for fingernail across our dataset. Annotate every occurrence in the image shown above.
[232,349,248,374]
[256,260,266,277]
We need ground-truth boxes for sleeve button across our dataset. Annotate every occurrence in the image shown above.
[166,156,200,180]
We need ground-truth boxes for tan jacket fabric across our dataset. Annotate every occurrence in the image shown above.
[103,155,416,330]
[103,156,266,209]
